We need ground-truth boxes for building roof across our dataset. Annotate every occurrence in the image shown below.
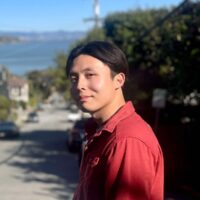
[7,76,28,87]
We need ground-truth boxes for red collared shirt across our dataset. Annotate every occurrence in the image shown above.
[73,101,164,200]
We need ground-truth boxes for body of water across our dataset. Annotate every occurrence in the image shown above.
[0,40,72,75]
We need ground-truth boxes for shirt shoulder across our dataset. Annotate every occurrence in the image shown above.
[114,112,162,157]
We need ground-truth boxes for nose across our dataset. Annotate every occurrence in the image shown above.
[76,75,86,91]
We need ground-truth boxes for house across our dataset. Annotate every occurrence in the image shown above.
[7,76,29,103]
[0,65,29,103]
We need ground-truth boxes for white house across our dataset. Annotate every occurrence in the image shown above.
[7,76,29,103]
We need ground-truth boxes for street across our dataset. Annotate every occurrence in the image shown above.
[0,104,79,200]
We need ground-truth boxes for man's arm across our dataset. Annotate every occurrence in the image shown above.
[104,138,164,200]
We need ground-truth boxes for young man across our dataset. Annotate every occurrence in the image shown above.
[66,41,164,200]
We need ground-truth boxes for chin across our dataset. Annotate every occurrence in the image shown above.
[78,103,95,114]
[80,106,92,113]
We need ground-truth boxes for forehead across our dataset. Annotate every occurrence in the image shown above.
[70,55,110,73]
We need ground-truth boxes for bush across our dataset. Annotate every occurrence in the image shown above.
[0,95,10,120]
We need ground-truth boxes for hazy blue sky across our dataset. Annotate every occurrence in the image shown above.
[1,0,183,32]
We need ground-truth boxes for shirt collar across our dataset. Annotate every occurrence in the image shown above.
[85,101,135,138]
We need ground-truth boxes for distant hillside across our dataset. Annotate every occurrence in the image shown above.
[0,35,20,43]
[0,30,86,43]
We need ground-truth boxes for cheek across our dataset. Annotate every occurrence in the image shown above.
[89,79,106,92]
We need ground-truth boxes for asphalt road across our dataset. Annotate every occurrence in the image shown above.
[0,104,79,200]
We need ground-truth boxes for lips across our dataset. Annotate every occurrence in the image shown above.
[79,95,92,102]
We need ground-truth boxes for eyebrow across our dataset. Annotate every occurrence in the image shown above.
[69,67,95,76]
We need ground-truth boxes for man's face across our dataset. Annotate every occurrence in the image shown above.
[69,55,119,114]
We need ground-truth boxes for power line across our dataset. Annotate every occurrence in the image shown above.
[133,0,191,43]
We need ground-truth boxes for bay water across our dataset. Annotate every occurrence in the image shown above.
[0,40,73,76]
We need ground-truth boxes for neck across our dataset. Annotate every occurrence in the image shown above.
[92,91,126,125]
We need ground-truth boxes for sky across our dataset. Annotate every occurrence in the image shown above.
[1,0,183,32]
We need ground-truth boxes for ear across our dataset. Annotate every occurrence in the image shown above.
[114,73,125,89]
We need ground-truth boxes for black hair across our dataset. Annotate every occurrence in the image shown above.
[66,41,129,79]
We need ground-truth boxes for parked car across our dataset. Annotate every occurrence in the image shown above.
[66,119,87,153]
[0,121,20,138]
[67,109,82,122]
[36,103,44,111]
[67,104,91,122]
[26,112,39,123]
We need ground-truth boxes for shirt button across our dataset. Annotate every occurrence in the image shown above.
[90,139,94,143]
[84,145,88,151]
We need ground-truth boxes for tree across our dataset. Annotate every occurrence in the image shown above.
[0,95,11,121]
[103,2,200,105]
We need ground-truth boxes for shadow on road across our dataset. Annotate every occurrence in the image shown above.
[8,129,79,200]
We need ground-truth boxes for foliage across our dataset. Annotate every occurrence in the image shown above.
[80,27,106,43]
[26,71,46,106]
[0,95,11,120]
[26,53,72,101]
[102,2,200,104]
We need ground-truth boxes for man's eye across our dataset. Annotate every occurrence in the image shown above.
[70,76,78,83]
[86,73,95,78]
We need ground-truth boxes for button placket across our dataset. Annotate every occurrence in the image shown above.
[84,145,88,151]
[84,129,103,152]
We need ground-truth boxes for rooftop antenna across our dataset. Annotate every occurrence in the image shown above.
[84,0,102,28]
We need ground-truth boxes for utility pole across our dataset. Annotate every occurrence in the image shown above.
[84,0,102,28]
